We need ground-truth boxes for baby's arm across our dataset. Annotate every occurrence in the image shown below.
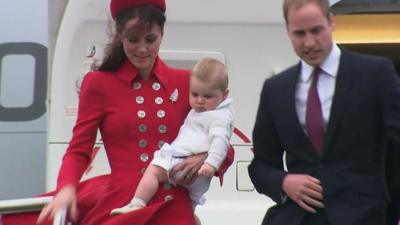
[203,116,233,175]
[199,163,217,177]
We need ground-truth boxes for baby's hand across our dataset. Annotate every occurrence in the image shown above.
[198,163,216,177]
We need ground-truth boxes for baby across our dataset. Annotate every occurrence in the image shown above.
[111,57,234,215]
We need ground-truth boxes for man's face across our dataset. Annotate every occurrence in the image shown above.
[286,3,334,66]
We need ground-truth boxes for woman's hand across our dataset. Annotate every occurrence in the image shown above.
[37,185,78,224]
[198,163,216,177]
[170,152,207,185]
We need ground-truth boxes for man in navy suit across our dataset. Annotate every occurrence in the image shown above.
[248,0,400,224]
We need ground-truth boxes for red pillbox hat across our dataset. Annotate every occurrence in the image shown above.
[110,0,166,19]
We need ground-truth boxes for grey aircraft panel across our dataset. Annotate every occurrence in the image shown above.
[0,133,46,200]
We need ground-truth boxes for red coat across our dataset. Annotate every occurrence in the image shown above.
[3,58,199,225]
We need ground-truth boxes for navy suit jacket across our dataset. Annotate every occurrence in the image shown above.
[386,139,400,225]
[249,49,400,225]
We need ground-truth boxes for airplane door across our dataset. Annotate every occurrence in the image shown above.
[0,0,48,199]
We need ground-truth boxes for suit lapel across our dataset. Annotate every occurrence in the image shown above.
[322,50,355,156]
[286,64,305,136]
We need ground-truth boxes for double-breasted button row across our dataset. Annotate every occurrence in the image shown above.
[136,110,166,119]
[136,96,165,105]
[136,139,166,149]
[133,82,161,91]
[132,81,168,173]
[137,124,166,134]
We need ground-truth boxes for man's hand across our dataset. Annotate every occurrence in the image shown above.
[170,153,207,185]
[282,174,324,213]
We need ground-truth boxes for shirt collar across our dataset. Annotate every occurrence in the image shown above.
[300,44,341,82]
[115,56,169,87]
[216,98,233,110]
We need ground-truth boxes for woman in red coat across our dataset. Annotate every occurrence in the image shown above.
[1,0,232,224]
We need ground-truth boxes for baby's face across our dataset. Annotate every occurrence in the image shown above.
[189,79,227,113]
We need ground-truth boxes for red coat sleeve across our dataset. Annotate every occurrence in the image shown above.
[56,72,105,190]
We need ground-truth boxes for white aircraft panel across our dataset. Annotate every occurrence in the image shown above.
[47,144,110,191]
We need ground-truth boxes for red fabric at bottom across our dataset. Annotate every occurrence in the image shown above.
[1,175,195,225]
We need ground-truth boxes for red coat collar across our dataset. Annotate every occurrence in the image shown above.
[115,57,169,87]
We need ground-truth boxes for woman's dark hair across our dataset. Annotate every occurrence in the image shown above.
[98,5,166,71]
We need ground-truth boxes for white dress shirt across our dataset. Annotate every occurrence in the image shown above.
[295,44,341,133]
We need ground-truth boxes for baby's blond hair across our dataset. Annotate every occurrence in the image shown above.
[191,58,228,91]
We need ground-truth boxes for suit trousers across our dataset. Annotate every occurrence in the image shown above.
[300,209,330,225]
